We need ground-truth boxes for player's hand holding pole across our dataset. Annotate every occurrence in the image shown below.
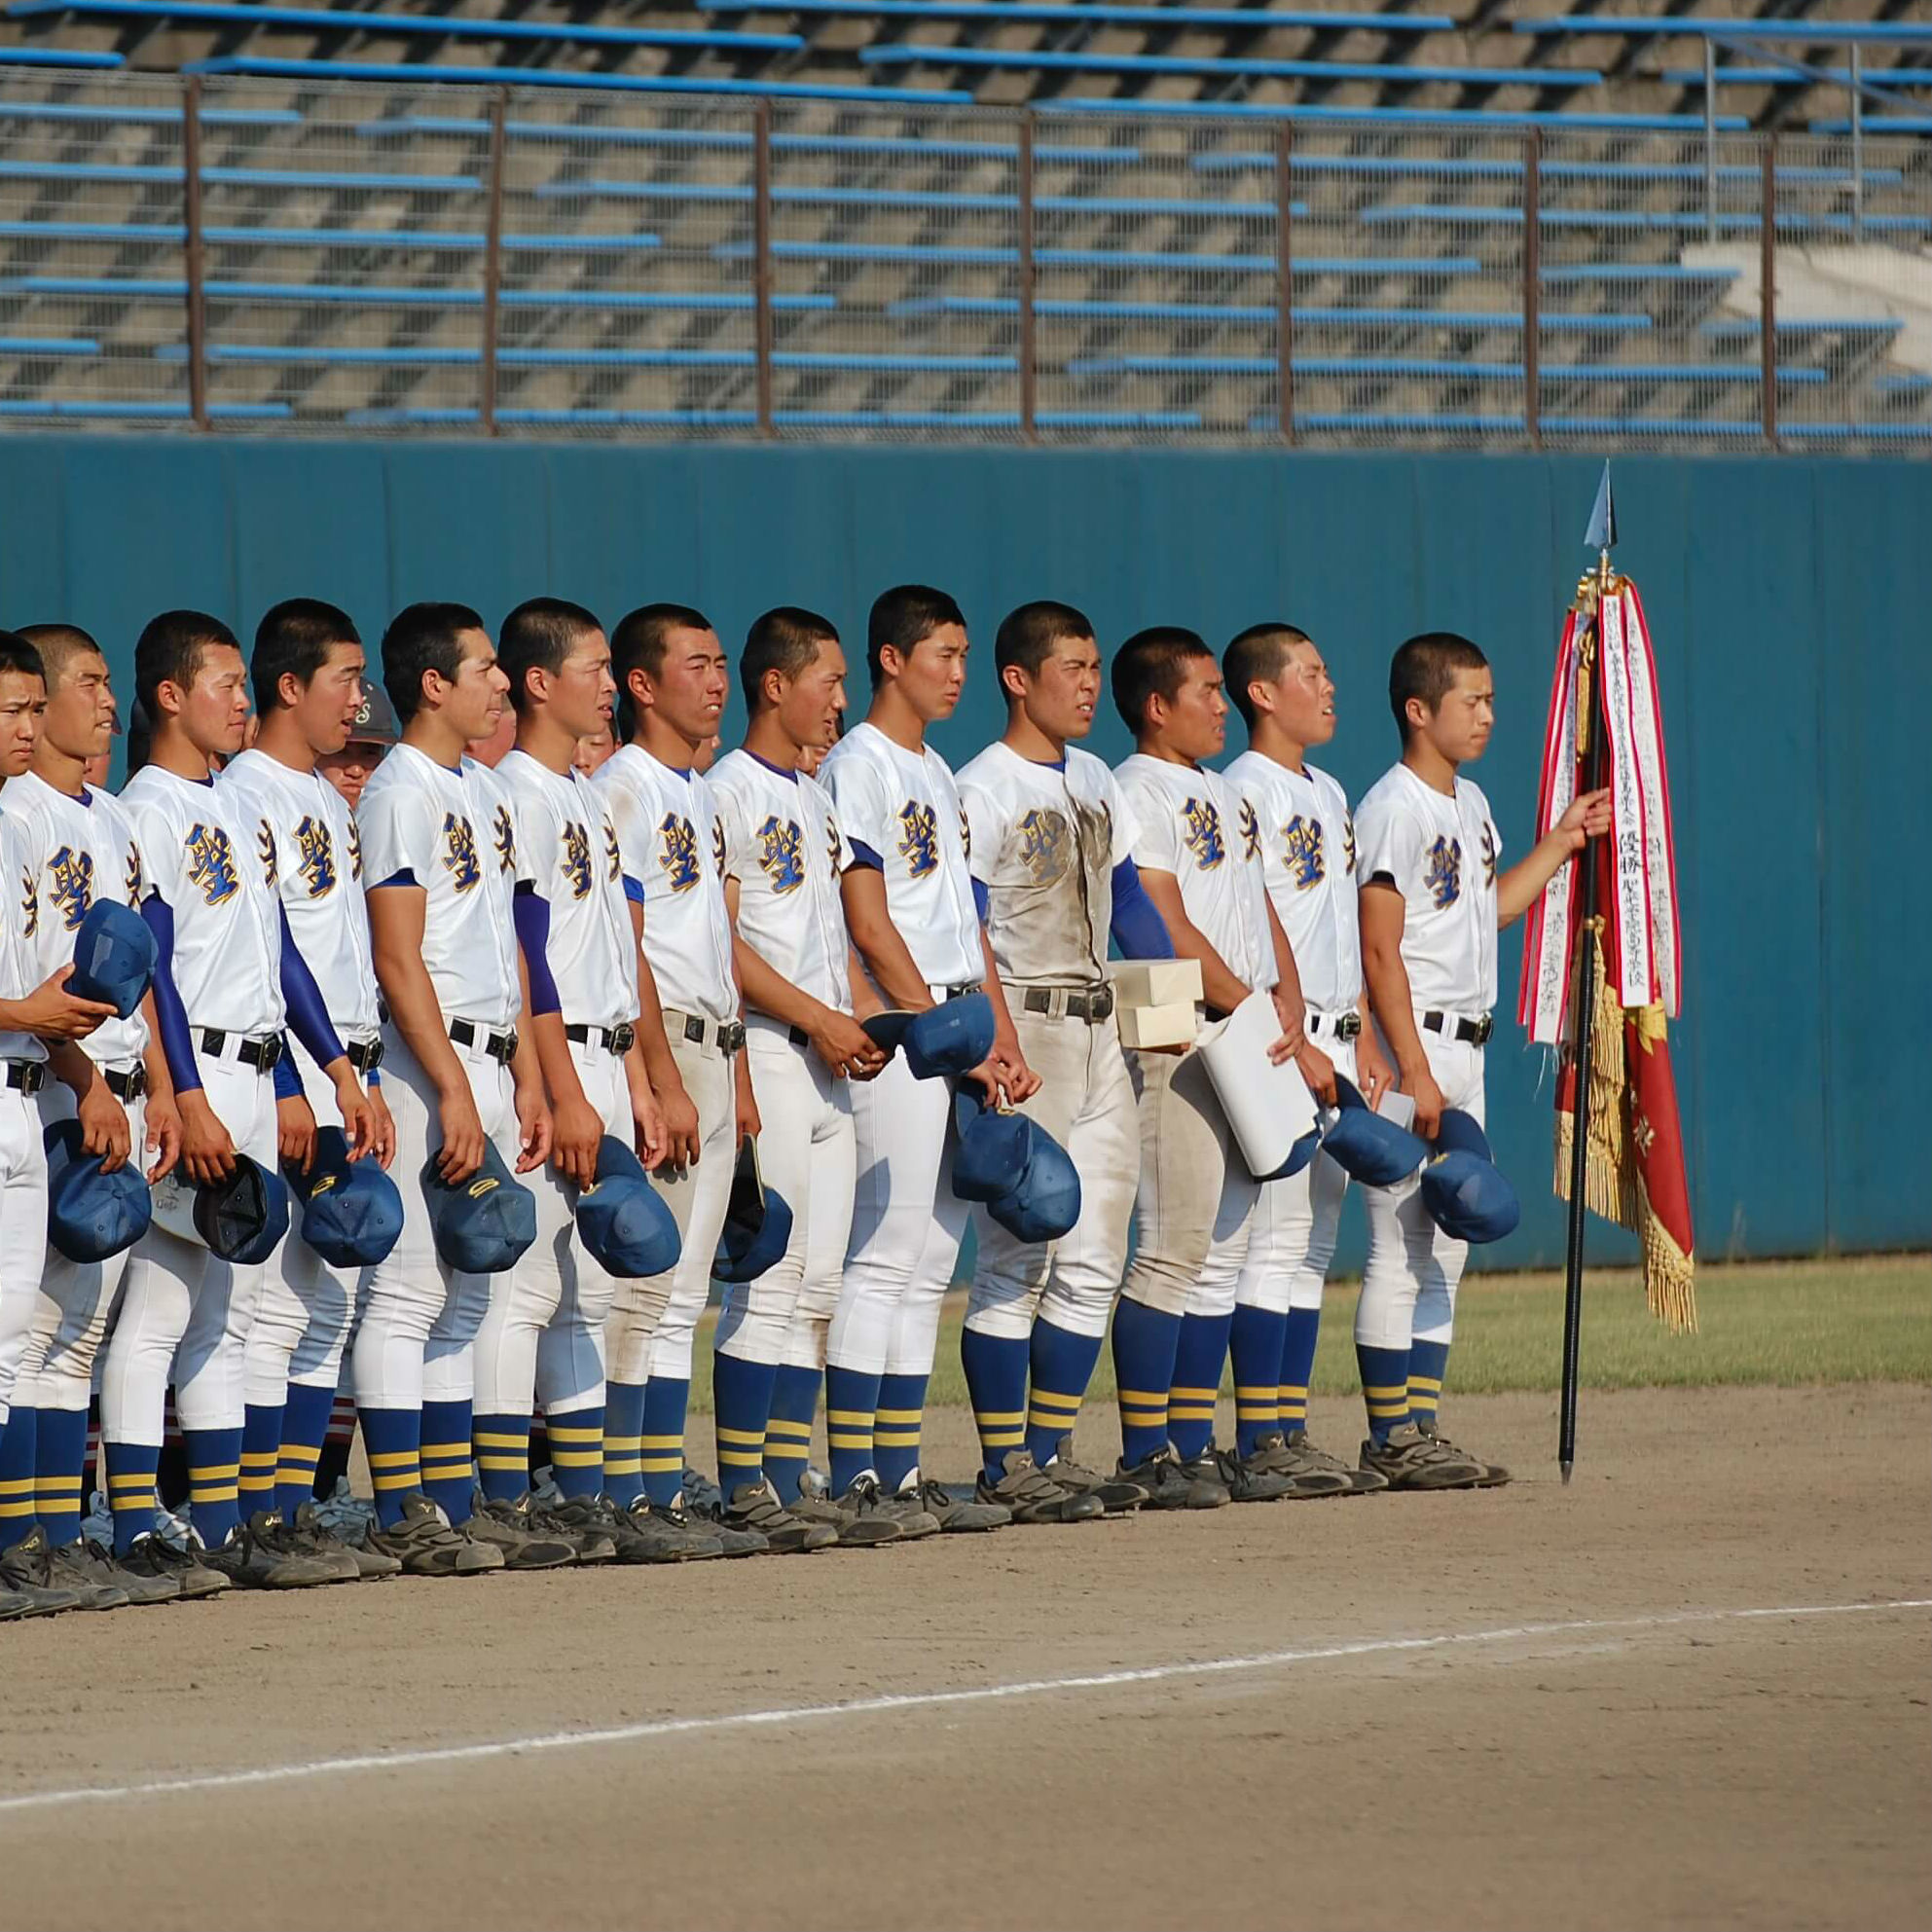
[177,1088,238,1186]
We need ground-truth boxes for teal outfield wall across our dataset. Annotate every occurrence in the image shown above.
[2,436,1927,1271]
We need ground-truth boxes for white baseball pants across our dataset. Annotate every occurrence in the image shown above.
[0,1082,51,1429]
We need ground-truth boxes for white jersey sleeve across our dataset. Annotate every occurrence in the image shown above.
[0,812,47,1064]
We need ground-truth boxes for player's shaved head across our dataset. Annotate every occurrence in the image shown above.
[868,584,965,687]
[500,597,603,713]
[381,601,486,723]
[1112,625,1213,736]
[1390,631,1488,742]
[253,598,360,714]
[994,601,1094,685]
[134,609,240,719]
[741,605,838,713]
[0,628,46,683]
[15,622,103,692]
[1224,622,1313,730]
[611,601,712,737]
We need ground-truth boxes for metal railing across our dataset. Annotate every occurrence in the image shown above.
[1,68,1927,449]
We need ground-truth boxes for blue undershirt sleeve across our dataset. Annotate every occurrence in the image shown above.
[971,878,990,925]
[138,893,203,1096]
[277,905,347,1071]
[622,874,645,906]
[1109,857,1175,960]
[514,883,562,1018]
[273,1046,303,1101]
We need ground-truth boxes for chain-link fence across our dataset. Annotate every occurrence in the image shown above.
[3,68,1927,450]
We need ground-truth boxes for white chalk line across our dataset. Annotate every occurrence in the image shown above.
[2,1596,1926,1820]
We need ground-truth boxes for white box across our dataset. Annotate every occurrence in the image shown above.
[1109,958,1204,1010]
[1115,1001,1199,1051]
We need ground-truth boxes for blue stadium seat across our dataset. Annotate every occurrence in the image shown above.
[1075,353,1827,383]
[1195,154,1905,188]
[0,97,299,124]
[0,396,289,417]
[895,296,1650,333]
[0,158,486,191]
[0,41,120,61]
[1363,203,1932,237]
[859,47,1605,87]
[0,333,99,351]
[1513,16,1932,45]
[1032,97,1747,129]
[1701,318,1902,342]
[700,3,1458,27]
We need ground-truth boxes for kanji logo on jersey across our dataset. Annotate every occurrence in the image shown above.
[1425,834,1462,909]
[1016,807,1068,885]
[1182,797,1225,871]
[492,805,516,873]
[756,816,806,894]
[602,820,622,883]
[1238,799,1261,862]
[346,819,363,881]
[824,812,841,872]
[660,813,701,893]
[562,821,594,900]
[47,846,95,929]
[186,823,240,905]
[442,813,482,893]
[959,807,972,862]
[1480,820,1497,888]
[257,821,279,888]
[897,801,939,879]
[1281,814,1326,891]
[1343,813,1357,875]
[294,816,337,898]
[19,865,39,939]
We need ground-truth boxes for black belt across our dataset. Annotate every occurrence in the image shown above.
[105,1065,149,1102]
[785,1023,810,1048]
[450,1019,519,1064]
[671,1014,745,1054]
[942,982,983,1002]
[1422,1010,1493,1046]
[1021,985,1115,1024]
[346,1037,384,1075]
[5,1061,45,1095]
[200,1030,283,1072]
[1307,1010,1362,1042]
[565,1022,637,1056]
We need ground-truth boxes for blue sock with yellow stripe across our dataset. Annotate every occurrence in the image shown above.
[0,1404,37,1552]
[1228,1305,1286,1458]
[823,1364,878,1496]
[1025,1318,1102,1466]
[1357,1343,1410,1443]
[1111,1295,1180,1466]
[359,1405,421,1528]
[273,1382,332,1524]
[763,1366,820,1504]
[1278,1306,1321,1439]
[238,1403,283,1523]
[104,1440,162,1555]
[183,1425,244,1549]
[1407,1337,1449,1430]
[960,1327,1029,1484]
[1167,1311,1232,1462]
[419,1400,475,1524]
[711,1350,777,1498]
[472,1411,532,1503]
[602,1381,646,1507]
[871,1373,927,1494]
[546,1404,605,1501]
[638,1377,689,1508]
[34,1407,88,1549]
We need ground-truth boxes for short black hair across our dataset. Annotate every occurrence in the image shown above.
[610,601,711,740]
[994,600,1094,691]
[741,606,838,714]
[499,597,603,714]
[16,622,102,692]
[380,601,485,724]
[134,609,240,720]
[0,628,47,685]
[1223,622,1313,730]
[1111,625,1213,737]
[1390,631,1488,742]
[253,598,360,714]
[867,584,964,687]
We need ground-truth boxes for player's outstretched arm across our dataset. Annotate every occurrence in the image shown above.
[1134,866,1252,1017]
[838,865,936,1012]
[1360,882,1443,1138]
[1496,787,1612,928]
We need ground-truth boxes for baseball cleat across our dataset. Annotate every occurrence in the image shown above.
[530,1501,617,1565]
[611,1499,727,1563]
[679,1469,724,1516]
[683,1496,769,1557]
[1116,1446,1229,1511]
[901,1474,1009,1533]
[809,1475,913,1546]
[0,1526,104,1614]
[1177,1444,1296,1504]
[1413,1420,1511,1487]
[363,1494,504,1577]
[1042,1436,1148,1513]
[546,1493,698,1565]
[64,1536,181,1605]
[1276,1430,1388,1494]
[1243,1430,1358,1499]
[0,1582,33,1622]
[1358,1424,1483,1491]
[459,1495,580,1571]
[717,1479,838,1554]
[202,1512,348,1589]
[120,1532,230,1599]
[975,1449,1104,1525]
[288,1501,401,1579]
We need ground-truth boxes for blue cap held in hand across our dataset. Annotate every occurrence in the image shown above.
[284,1127,404,1269]
[1419,1108,1520,1244]
[419,1138,536,1275]
[1322,1075,1429,1187]
[713,1137,793,1284]
[149,1151,289,1264]
[68,899,158,1020]
[952,1079,1081,1243]
[577,1135,681,1279]
[45,1116,151,1263]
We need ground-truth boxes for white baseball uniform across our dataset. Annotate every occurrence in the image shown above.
[103,764,285,1446]
[350,745,526,1414]
[709,748,857,1374]
[820,721,981,1381]
[958,742,1139,1344]
[1224,750,1363,1321]
[1352,760,1501,1351]
[0,807,53,1434]
[484,747,640,1427]
[1113,754,1278,1321]
[597,743,738,1390]
[3,772,149,1424]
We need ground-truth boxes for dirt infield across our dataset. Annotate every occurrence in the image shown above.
[3,1382,1927,1932]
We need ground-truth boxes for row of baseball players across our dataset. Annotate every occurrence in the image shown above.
[0,587,1606,1613]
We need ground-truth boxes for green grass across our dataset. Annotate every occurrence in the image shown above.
[683,1256,1932,1415]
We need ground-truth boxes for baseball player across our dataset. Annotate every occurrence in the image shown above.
[956,601,1177,1520]
[707,607,887,1549]
[352,602,560,1574]
[819,584,1034,1534]
[1355,631,1608,1489]
[1222,624,1396,1496]
[596,603,766,1553]
[1109,627,1317,1507]
[220,599,401,1578]
[314,677,400,813]
[103,611,375,1589]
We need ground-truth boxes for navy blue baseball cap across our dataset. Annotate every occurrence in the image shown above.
[986,1125,1080,1244]
[199,1154,290,1265]
[713,1138,793,1285]
[45,1116,151,1262]
[953,1081,1081,1242]
[577,1135,680,1279]
[284,1127,404,1269]
[420,1139,536,1274]
[68,899,157,1020]
[1263,1126,1322,1182]
[901,993,997,1081]
[1321,1075,1429,1187]
[1419,1108,1521,1244]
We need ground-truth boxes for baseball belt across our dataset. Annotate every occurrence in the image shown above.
[198,1030,283,1074]
[1305,1009,1363,1041]
[565,1021,637,1056]
[664,1010,745,1056]
[346,1036,384,1075]
[1422,1009,1494,1046]
[940,981,984,1002]
[1020,984,1115,1024]
[104,1064,149,1102]
[4,1060,46,1095]
[449,1018,520,1065]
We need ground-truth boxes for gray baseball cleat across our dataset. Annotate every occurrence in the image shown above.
[2,1524,126,1610]
[1243,1430,1358,1499]
[1359,1424,1483,1491]
[901,1473,1010,1533]
[1274,1429,1388,1494]
[717,1479,838,1554]
[1115,1445,1229,1511]
[63,1536,181,1605]
[202,1512,347,1589]
[1413,1419,1511,1487]
[1042,1436,1148,1513]
[613,1498,728,1562]
[459,1494,580,1571]
[804,1475,911,1546]
[119,1531,230,1599]
[1177,1444,1297,1504]
[974,1449,1105,1525]
[288,1500,401,1579]
[363,1493,504,1577]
